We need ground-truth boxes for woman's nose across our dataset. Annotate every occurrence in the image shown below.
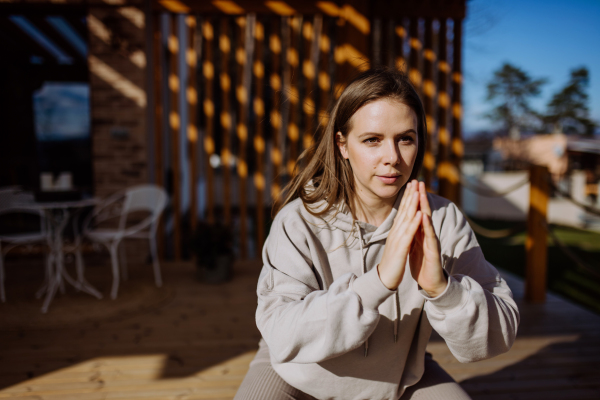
[384,140,400,165]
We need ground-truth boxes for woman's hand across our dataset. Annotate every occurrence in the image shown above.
[377,180,423,290]
[409,182,447,297]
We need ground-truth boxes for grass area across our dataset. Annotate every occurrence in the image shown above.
[471,217,600,314]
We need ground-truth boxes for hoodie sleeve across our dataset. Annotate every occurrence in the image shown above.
[256,208,395,364]
[421,197,520,363]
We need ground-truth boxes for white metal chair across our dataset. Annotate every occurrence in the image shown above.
[81,184,168,299]
[0,189,50,303]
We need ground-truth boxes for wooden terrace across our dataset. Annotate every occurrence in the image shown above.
[1,256,599,400]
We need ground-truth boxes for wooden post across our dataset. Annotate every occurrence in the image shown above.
[525,164,550,303]
[169,14,182,260]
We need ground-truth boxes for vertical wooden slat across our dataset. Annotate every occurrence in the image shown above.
[219,17,233,226]
[153,13,165,259]
[526,164,550,303]
[317,17,331,132]
[394,19,406,71]
[385,19,394,68]
[408,18,422,96]
[301,15,321,154]
[449,18,463,205]
[436,19,453,199]
[422,18,435,190]
[168,14,182,260]
[285,16,301,177]
[235,15,253,259]
[253,18,266,256]
[269,17,283,202]
[202,19,216,224]
[333,3,370,96]
[186,15,198,232]
[371,17,382,67]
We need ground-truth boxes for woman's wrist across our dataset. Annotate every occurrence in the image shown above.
[377,261,404,290]
[422,276,449,298]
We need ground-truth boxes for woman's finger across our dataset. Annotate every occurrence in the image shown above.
[422,211,436,240]
[404,191,420,223]
[397,188,414,227]
[397,181,414,221]
[419,182,432,217]
[405,210,422,240]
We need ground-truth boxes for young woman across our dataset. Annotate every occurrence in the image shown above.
[235,68,520,400]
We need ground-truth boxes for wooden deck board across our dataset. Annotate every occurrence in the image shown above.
[1,257,600,399]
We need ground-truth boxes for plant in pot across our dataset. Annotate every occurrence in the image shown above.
[191,221,234,283]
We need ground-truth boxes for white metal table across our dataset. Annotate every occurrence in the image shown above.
[19,198,102,312]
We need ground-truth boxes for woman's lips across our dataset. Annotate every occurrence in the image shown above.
[377,175,399,184]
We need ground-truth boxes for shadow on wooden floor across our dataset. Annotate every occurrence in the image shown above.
[1,255,599,399]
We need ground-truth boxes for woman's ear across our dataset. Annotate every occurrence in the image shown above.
[336,132,349,160]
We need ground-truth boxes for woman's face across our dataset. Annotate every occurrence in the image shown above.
[337,98,419,204]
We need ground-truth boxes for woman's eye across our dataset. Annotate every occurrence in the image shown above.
[363,137,379,144]
[399,136,414,143]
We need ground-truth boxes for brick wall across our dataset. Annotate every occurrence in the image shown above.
[88,3,150,198]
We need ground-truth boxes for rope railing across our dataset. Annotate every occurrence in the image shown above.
[462,210,526,239]
[457,174,529,238]
[543,221,600,280]
[460,174,530,198]
[547,179,600,218]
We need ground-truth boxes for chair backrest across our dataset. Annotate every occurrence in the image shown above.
[119,185,168,232]
[0,195,46,239]
[0,187,33,212]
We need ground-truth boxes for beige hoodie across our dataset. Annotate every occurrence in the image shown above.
[256,191,519,400]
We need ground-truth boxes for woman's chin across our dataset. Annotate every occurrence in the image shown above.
[374,186,402,200]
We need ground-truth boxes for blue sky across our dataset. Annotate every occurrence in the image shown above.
[463,0,600,135]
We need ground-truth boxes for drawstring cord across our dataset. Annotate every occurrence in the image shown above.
[394,292,399,343]
[354,220,369,357]
[353,220,400,355]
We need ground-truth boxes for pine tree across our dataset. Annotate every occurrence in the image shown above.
[545,67,596,135]
[485,63,546,139]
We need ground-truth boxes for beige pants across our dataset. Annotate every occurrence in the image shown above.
[234,342,471,400]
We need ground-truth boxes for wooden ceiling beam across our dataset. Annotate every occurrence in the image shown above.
[152,0,466,19]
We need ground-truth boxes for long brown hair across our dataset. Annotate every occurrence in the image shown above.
[274,67,426,218]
